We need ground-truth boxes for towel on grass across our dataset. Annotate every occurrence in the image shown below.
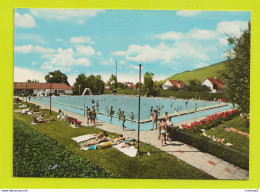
[113,142,138,157]
[72,134,97,143]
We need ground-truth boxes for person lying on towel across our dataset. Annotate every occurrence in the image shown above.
[84,133,109,147]
[120,139,136,148]
[95,131,107,140]
[33,116,54,123]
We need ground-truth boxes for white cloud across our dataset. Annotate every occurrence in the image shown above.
[154,28,218,41]
[129,64,139,70]
[30,9,104,20]
[76,45,95,56]
[219,36,229,46]
[14,44,56,54]
[15,12,36,28]
[217,20,248,37]
[119,60,126,64]
[70,36,94,44]
[55,38,63,42]
[154,31,184,40]
[14,67,46,82]
[41,48,91,72]
[176,11,201,16]
[96,52,102,55]
[112,50,126,56]
[14,44,34,53]
[193,61,209,68]
[101,58,115,66]
[112,41,210,64]
[190,29,218,40]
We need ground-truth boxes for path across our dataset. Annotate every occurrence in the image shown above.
[18,97,249,180]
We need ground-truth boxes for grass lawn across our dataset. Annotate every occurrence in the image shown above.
[13,101,214,179]
[204,116,249,154]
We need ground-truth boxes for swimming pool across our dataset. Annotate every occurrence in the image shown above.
[31,95,232,131]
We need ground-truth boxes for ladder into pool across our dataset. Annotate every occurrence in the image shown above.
[82,88,93,96]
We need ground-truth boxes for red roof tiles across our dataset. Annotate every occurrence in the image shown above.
[168,80,186,89]
[206,78,225,90]
[124,82,136,89]
[14,82,73,90]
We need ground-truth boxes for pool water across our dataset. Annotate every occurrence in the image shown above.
[31,95,232,131]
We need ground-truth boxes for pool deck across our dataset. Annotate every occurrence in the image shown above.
[17,97,249,180]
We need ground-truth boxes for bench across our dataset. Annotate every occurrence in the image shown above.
[67,116,83,127]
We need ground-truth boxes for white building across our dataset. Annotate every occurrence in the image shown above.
[201,77,225,93]
[163,80,186,90]
[14,82,73,96]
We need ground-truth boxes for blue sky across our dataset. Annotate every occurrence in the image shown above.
[14,9,250,85]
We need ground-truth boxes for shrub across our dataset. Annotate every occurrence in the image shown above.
[170,127,249,170]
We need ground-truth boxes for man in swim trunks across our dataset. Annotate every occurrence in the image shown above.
[117,109,121,121]
[109,106,114,123]
[96,100,99,113]
[122,111,126,130]
[159,119,167,146]
[130,112,134,121]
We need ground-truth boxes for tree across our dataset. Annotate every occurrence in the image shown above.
[45,70,70,86]
[224,22,250,113]
[73,74,88,94]
[143,72,158,96]
[135,82,142,90]
[107,74,117,91]
[73,74,105,95]
[27,79,39,83]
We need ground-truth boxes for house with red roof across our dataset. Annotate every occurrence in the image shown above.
[124,82,136,90]
[163,80,186,90]
[14,82,73,96]
[201,77,225,93]
[104,83,110,90]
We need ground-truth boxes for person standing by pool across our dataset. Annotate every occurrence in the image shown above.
[194,103,197,113]
[122,111,126,130]
[159,119,167,146]
[166,117,173,143]
[96,100,99,113]
[117,109,121,121]
[150,106,153,117]
[151,109,158,130]
[92,99,95,109]
[130,112,135,122]
[109,106,114,123]
[86,108,91,126]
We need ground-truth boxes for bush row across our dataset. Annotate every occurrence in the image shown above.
[159,90,227,101]
[104,89,227,101]
[13,118,117,178]
[170,127,249,170]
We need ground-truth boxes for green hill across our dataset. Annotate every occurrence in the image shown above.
[158,60,227,85]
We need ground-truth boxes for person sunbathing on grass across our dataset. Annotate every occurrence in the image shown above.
[33,116,54,123]
[120,139,136,148]
[84,134,109,147]
[95,131,107,140]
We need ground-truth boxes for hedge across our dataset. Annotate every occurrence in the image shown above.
[170,127,249,170]
[104,89,227,101]
[13,118,117,178]
[159,90,227,101]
